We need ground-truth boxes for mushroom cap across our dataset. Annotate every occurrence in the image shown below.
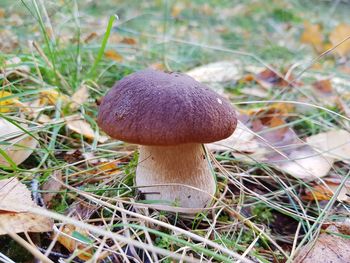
[97,69,237,145]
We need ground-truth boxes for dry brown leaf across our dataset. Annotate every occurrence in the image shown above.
[329,23,350,57]
[42,171,63,207]
[121,37,137,45]
[306,129,350,162]
[312,79,334,95]
[83,32,98,43]
[56,200,98,260]
[300,21,323,51]
[256,68,289,88]
[251,111,334,180]
[294,222,350,263]
[302,178,350,203]
[0,178,53,235]
[66,115,108,143]
[70,84,89,109]
[56,224,93,261]
[0,118,38,166]
[221,109,335,180]
[0,212,53,235]
[104,50,123,62]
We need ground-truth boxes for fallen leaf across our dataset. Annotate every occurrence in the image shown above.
[83,32,98,43]
[271,146,334,180]
[1,57,30,78]
[56,200,98,260]
[0,178,53,235]
[39,89,69,105]
[294,222,350,263]
[256,68,288,88]
[63,149,83,163]
[0,29,18,53]
[42,171,63,207]
[56,224,93,261]
[0,118,38,166]
[214,109,335,180]
[187,61,241,84]
[329,23,350,57]
[252,110,335,180]
[171,2,185,17]
[149,62,165,71]
[302,178,350,203]
[121,37,137,45]
[70,84,89,109]
[37,114,52,124]
[104,50,123,62]
[306,129,350,162]
[66,115,108,143]
[208,122,260,153]
[336,97,350,119]
[8,13,23,27]
[240,87,269,98]
[199,3,213,15]
[0,90,18,113]
[312,79,333,94]
[300,21,323,52]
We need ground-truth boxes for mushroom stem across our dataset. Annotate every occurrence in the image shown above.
[136,143,216,209]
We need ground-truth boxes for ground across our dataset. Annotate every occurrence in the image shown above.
[0,0,350,262]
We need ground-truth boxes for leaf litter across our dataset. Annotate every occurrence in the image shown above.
[0,178,53,235]
[2,2,350,261]
[0,118,38,166]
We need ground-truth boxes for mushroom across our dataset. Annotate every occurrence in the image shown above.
[98,69,237,209]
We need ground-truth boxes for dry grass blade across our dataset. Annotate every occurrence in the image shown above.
[27,206,227,263]
[46,176,253,262]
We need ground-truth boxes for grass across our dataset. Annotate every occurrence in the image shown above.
[0,0,350,262]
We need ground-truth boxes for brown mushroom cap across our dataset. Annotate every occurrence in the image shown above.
[97,69,237,145]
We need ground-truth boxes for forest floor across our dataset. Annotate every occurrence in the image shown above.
[0,0,350,262]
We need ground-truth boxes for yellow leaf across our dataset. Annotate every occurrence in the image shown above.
[104,50,123,62]
[66,115,108,143]
[39,89,69,105]
[300,21,323,51]
[0,178,53,235]
[171,3,184,17]
[56,224,93,261]
[302,178,349,203]
[329,23,350,57]
[0,91,18,113]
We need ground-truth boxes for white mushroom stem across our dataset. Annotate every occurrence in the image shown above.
[135,143,216,209]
